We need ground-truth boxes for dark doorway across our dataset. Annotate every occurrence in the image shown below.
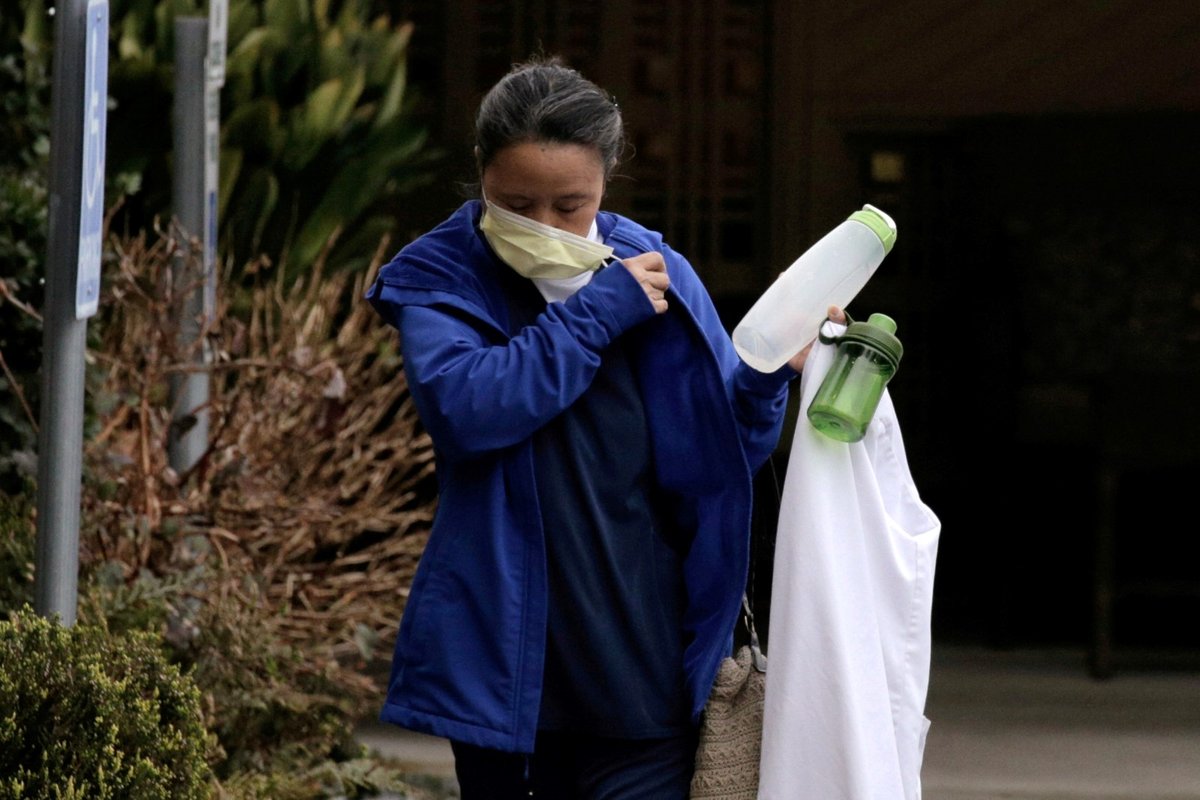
[846,114,1200,652]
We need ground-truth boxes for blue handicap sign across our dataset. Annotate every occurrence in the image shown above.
[75,0,108,319]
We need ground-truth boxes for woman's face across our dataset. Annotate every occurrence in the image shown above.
[481,140,606,238]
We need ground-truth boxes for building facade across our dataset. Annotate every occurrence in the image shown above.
[391,0,1200,657]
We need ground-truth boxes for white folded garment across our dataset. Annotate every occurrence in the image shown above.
[759,324,941,800]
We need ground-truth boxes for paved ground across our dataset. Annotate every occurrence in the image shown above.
[922,647,1200,800]
[357,645,1200,799]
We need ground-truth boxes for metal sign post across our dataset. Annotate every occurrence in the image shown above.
[36,0,109,626]
[168,18,210,475]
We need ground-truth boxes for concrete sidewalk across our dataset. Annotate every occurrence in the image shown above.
[357,646,1200,799]
[922,647,1200,800]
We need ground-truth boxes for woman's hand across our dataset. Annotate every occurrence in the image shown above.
[787,306,847,373]
[620,252,670,314]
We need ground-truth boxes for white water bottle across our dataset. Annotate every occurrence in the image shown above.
[732,205,897,372]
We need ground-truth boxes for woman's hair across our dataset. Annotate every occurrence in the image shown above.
[475,57,625,178]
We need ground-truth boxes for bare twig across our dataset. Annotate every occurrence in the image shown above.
[0,279,43,322]
[0,345,38,433]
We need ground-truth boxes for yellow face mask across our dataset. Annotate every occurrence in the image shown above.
[480,198,613,280]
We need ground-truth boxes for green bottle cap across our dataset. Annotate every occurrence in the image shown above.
[848,204,897,254]
[842,312,903,370]
[867,312,896,335]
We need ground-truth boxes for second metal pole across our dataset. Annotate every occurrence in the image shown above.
[169,17,211,475]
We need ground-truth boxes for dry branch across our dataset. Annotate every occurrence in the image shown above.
[83,230,435,699]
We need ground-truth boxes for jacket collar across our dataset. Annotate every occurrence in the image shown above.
[371,201,663,331]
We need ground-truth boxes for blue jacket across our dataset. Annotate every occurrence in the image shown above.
[366,201,793,753]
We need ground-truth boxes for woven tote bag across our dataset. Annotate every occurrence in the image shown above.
[690,600,766,799]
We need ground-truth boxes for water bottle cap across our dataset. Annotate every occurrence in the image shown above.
[842,312,903,369]
[867,312,896,335]
[848,205,897,254]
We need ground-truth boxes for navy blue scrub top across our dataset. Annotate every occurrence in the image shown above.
[503,267,691,738]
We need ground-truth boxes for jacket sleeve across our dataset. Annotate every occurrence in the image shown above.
[663,242,795,472]
[385,262,658,461]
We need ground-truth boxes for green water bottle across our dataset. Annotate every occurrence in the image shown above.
[807,313,903,443]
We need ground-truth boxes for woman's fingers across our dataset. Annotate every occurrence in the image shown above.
[787,341,815,373]
[787,306,848,372]
[620,252,670,314]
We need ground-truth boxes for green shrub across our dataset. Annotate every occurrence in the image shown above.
[103,0,434,280]
[0,607,215,799]
[215,0,434,278]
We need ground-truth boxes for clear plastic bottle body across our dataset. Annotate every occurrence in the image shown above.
[732,209,893,373]
[806,342,896,442]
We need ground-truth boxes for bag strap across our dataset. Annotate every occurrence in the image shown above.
[740,439,781,675]
[741,594,767,673]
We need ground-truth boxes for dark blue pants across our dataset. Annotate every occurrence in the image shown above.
[451,729,698,800]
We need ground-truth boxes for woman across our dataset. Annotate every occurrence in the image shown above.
[367,57,835,798]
